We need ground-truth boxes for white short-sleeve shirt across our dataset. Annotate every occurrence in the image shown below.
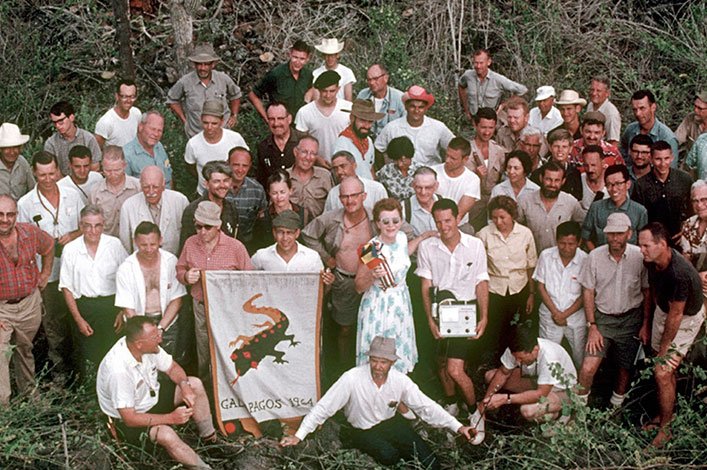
[251,242,324,272]
[97,337,173,418]
[432,164,481,225]
[500,338,577,391]
[184,129,249,195]
[94,107,142,147]
[415,233,489,301]
[59,234,129,299]
[294,99,352,162]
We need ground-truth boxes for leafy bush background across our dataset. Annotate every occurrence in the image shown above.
[0,0,705,468]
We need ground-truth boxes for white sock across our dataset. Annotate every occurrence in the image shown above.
[576,392,589,405]
[609,391,626,407]
[401,409,416,420]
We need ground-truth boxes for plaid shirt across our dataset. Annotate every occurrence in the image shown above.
[176,232,253,302]
[0,223,53,300]
[226,177,267,243]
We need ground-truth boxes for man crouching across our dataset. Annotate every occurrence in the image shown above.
[97,316,216,469]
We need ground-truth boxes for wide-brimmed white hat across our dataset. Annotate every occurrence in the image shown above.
[555,89,587,107]
[314,38,345,55]
[0,123,29,148]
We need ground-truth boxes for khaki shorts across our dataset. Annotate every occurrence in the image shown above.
[651,304,705,356]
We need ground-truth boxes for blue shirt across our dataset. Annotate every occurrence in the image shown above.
[620,118,679,169]
[356,86,406,139]
[122,138,172,187]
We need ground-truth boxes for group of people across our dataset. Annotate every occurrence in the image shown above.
[0,36,706,468]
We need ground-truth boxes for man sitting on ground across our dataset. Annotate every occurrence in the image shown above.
[97,316,216,469]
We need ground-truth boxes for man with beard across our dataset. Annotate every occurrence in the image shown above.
[333,100,384,179]
[256,102,302,188]
[167,43,242,138]
[294,71,352,164]
[569,111,623,169]
[628,135,654,184]
[580,146,609,211]
[519,161,585,253]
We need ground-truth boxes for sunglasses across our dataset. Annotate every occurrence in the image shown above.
[195,223,215,231]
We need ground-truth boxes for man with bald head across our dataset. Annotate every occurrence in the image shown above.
[302,176,373,372]
[356,63,406,139]
[119,166,189,255]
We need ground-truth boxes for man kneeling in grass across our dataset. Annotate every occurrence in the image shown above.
[474,326,578,444]
[280,336,474,469]
[97,317,216,469]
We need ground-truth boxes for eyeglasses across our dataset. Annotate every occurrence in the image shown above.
[379,218,401,225]
[339,191,363,200]
[691,197,707,205]
[195,223,215,231]
[605,181,627,188]
[630,149,651,156]
[51,115,69,125]
[366,73,386,82]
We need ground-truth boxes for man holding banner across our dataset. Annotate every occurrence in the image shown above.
[280,336,473,469]
[177,201,253,382]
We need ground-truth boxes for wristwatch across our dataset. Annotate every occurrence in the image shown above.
[586,321,596,328]
[506,393,512,405]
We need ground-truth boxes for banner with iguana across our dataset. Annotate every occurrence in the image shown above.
[203,271,323,435]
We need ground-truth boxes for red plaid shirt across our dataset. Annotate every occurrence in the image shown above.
[0,223,54,300]
[176,232,253,302]
[570,139,625,171]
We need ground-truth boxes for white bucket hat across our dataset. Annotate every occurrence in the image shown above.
[0,123,30,148]
[314,38,345,55]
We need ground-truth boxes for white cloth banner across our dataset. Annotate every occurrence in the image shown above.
[204,271,322,429]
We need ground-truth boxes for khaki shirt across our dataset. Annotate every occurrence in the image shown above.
[89,176,141,238]
[467,139,507,196]
[579,244,647,314]
[477,222,537,295]
[288,167,334,225]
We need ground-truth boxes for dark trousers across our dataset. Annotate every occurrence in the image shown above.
[486,284,531,364]
[343,414,439,470]
[71,295,118,378]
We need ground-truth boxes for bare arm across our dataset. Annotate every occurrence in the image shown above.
[458,85,471,122]
[226,98,241,128]
[343,83,353,102]
[456,196,476,224]
[658,300,686,356]
[478,366,512,412]
[168,102,187,124]
[247,91,268,123]
[94,134,106,150]
[161,297,183,331]
[639,287,652,344]
[420,277,441,339]
[354,261,375,294]
[583,287,604,355]
[38,251,54,290]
